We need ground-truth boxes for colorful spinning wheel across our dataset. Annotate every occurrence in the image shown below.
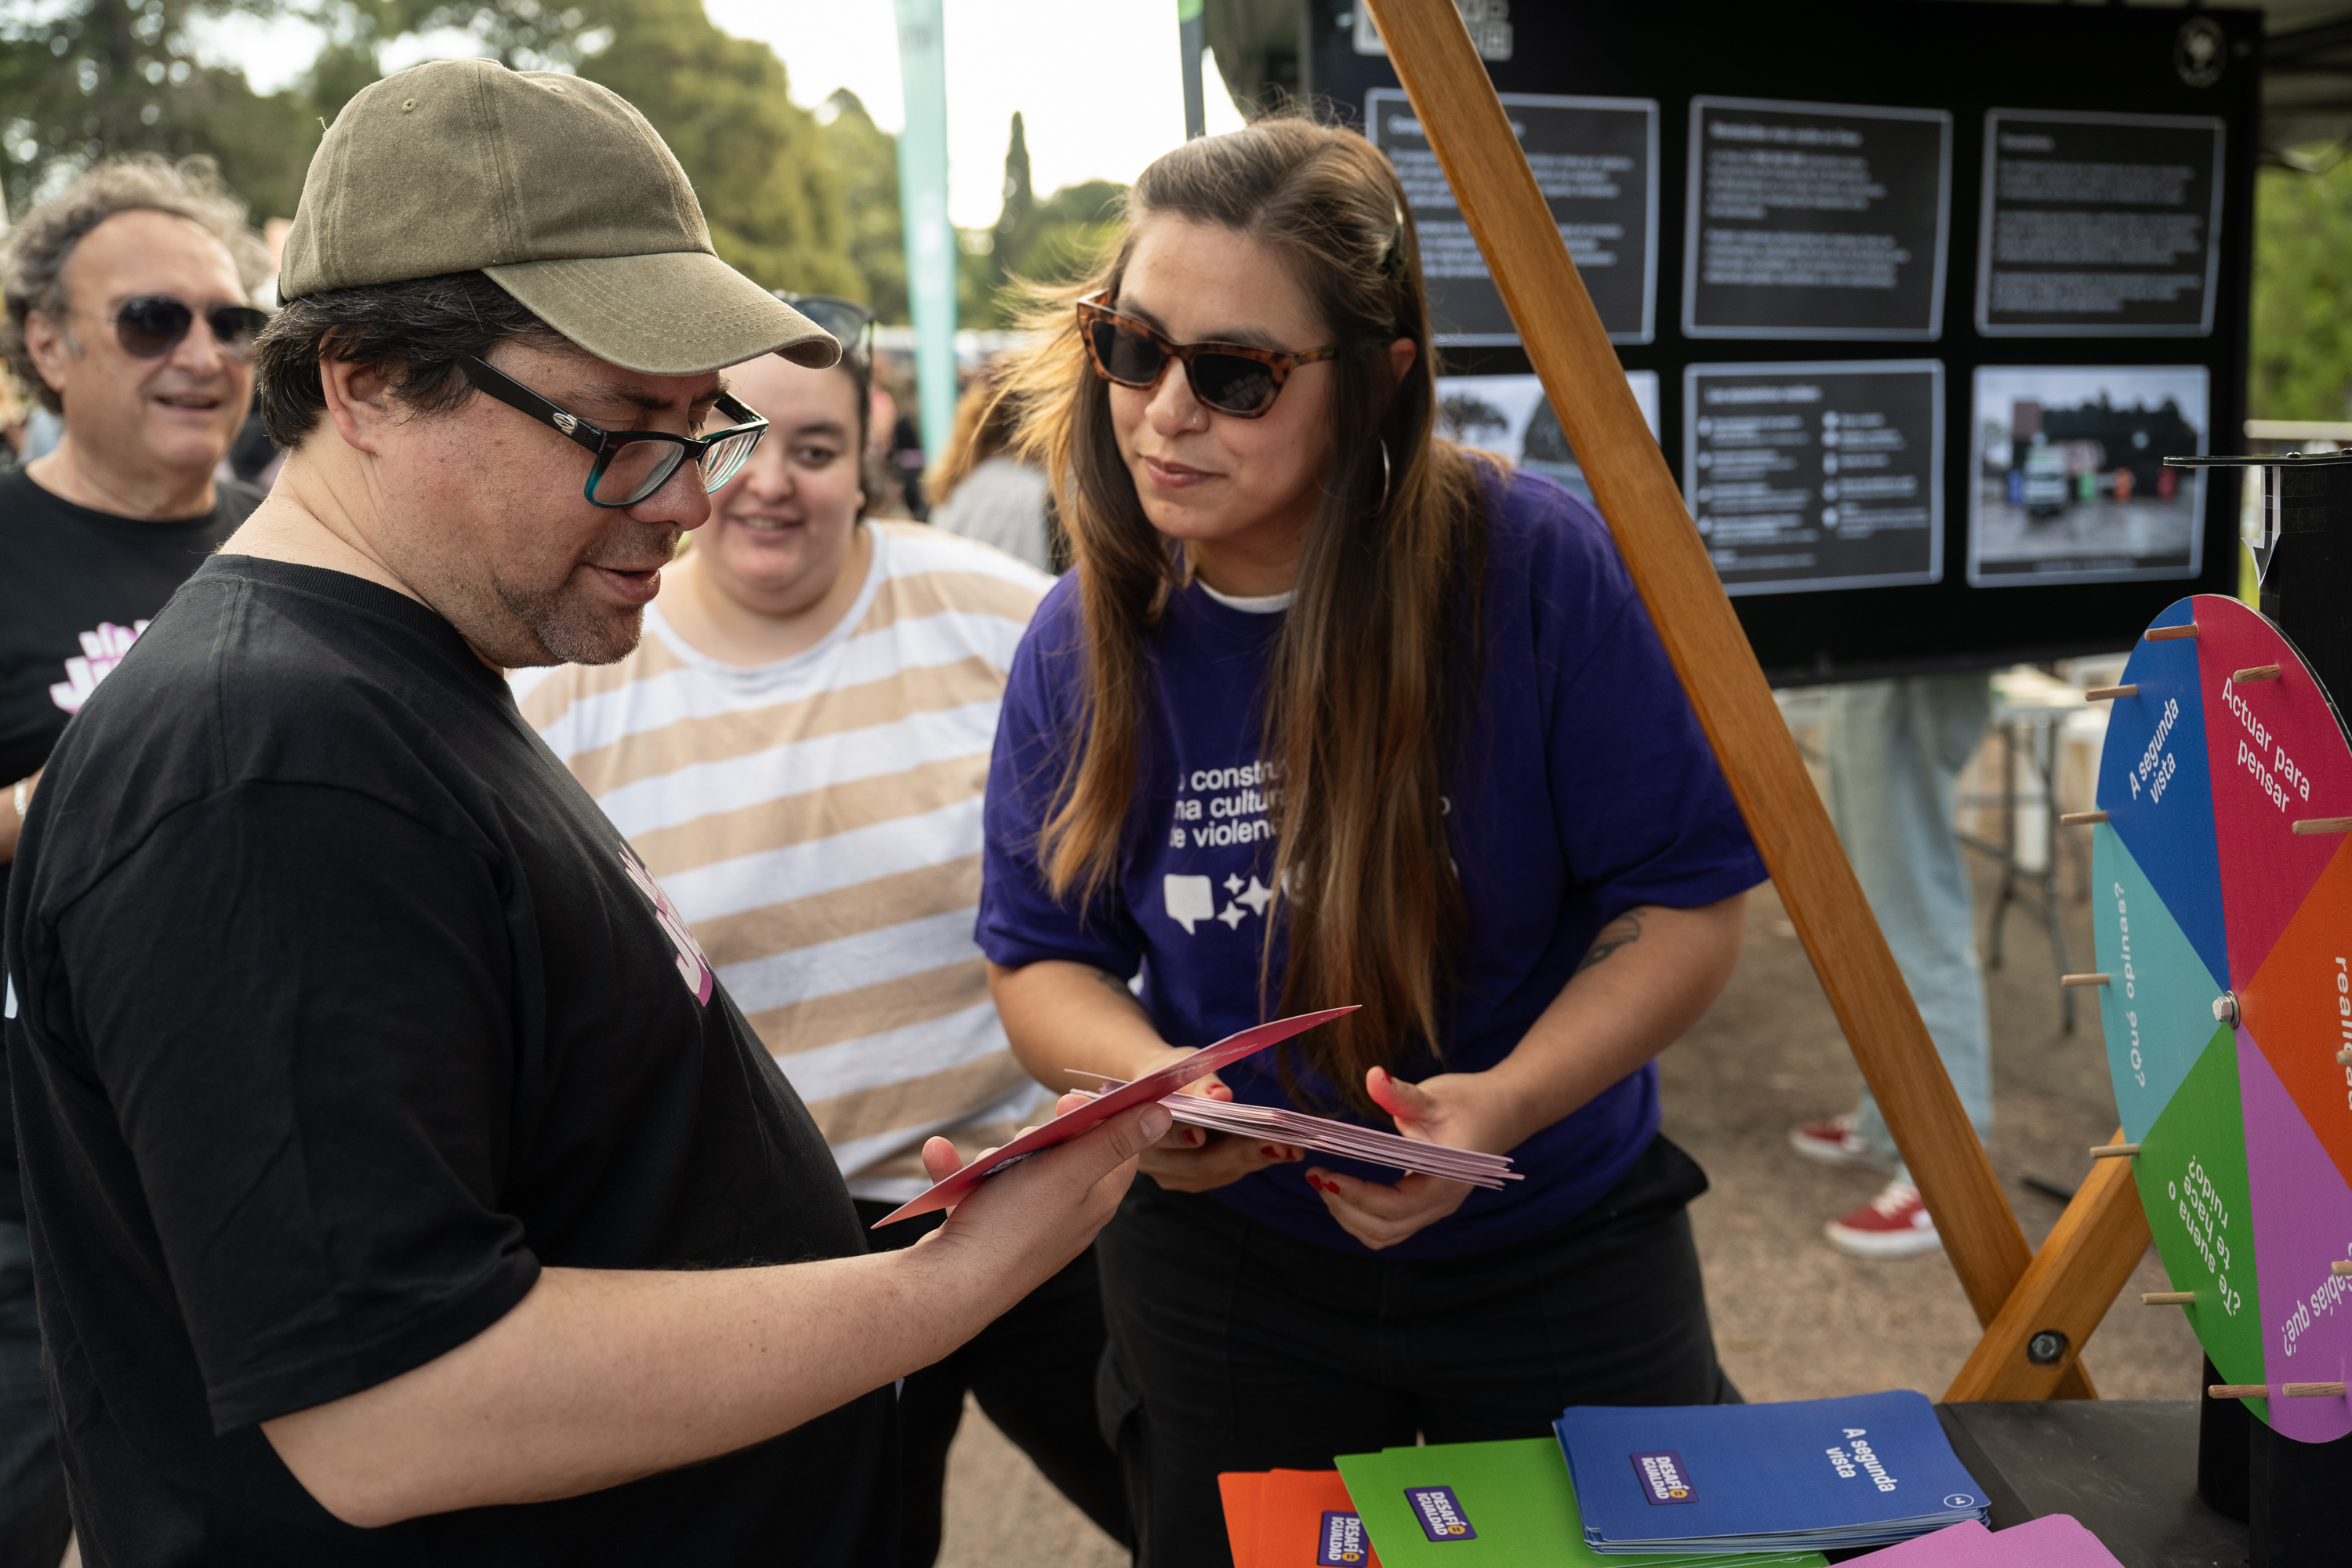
[2093,593,2352,1444]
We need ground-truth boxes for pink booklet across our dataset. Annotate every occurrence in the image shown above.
[1846,1514,2122,1566]
[870,1005,1359,1227]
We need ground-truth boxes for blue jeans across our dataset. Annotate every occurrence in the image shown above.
[0,1222,64,1568]
[1824,677,1996,1176]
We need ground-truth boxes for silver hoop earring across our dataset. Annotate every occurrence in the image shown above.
[1374,440,1392,514]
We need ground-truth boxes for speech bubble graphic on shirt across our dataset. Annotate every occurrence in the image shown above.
[1164,873,1215,933]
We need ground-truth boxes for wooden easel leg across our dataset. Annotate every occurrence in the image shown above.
[1944,1131,2149,1401]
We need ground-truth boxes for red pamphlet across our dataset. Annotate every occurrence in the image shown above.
[869,1005,1358,1227]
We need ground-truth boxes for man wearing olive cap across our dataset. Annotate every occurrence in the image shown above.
[0,59,1167,1563]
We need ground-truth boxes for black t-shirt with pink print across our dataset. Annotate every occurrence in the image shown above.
[2,556,891,1563]
[0,467,257,789]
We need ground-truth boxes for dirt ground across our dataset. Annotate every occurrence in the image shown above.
[931,808,2191,1566]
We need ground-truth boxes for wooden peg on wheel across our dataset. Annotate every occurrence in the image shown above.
[2085,684,2139,701]
[2142,1291,2195,1305]
[2292,817,2352,836]
[2089,1142,2141,1159]
[2282,1382,2349,1399]
[2143,624,2198,641]
[2209,1384,2270,1399]
[2060,810,2108,826]
[2233,665,2282,684]
[2060,973,2110,989]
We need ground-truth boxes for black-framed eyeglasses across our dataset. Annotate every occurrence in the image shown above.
[108,297,271,361]
[776,293,875,371]
[459,356,769,509]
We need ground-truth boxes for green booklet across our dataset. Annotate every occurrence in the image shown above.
[1334,1438,1828,1567]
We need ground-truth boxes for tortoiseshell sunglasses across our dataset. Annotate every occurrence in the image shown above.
[1076,292,1339,419]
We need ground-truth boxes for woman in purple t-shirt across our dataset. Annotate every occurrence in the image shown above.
[978,116,1766,1566]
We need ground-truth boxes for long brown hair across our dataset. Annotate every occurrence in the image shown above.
[1000,116,1489,1115]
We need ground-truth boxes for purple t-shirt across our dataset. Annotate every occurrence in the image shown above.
[977,469,1765,1258]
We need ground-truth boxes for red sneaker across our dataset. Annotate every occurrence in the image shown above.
[1788,1112,1898,1174]
[1826,1179,1942,1259]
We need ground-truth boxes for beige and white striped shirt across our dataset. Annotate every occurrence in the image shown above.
[512,522,1054,1202]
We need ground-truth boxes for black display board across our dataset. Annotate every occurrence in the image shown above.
[1368,88,1659,344]
[1317,0,2259,684]
[1686,360,1944,595]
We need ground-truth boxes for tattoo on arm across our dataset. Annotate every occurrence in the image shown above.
[1576,907,1649,973]
[1091,967,1145,1010]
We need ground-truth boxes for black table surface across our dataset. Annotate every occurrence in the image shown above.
[1926,1401,2248,1568]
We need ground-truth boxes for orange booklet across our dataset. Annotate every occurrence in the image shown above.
[1220,1468,1381,1567]
[1221,1471,1269,1567]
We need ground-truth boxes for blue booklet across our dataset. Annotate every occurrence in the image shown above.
[1554,1392,1992,1554]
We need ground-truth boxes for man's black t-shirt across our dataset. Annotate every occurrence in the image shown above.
[1,557,894,1564]
[0,469,259,788]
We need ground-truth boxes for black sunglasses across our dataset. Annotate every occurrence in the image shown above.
[111,297,270,361]
[777,293,875,370]
[1076,291,1340,419]
[460,356,769,509]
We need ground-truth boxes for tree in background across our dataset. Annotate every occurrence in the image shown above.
[958,110,1123,328]
[5,0,870,308]
[821,89,904,324]
[2250,158,2352,423]
[994,108,1033,256]
[0,0,318,220]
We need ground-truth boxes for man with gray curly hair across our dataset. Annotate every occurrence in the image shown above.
[1,152,271,858]
[0,152,269,1568]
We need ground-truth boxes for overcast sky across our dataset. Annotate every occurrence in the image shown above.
[191,1,1250,228]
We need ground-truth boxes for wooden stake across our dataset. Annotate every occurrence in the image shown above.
[2060,811,2108,826]
[2233,665,2283,684]
[2292,817,2352,836]
[2283,1382,2348,1398]
[2144,624,2199,641]
[2142,1291,2195,1305]
[1359,0,2060,1367]
[2211,1385,2270,1399]
[2060,973,2110,988]
[2085,685,2139,701]
[2090,1143,2141,1159]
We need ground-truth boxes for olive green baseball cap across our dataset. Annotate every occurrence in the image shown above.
[278,58,840,376]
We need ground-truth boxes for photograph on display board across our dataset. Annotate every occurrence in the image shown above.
[1431,371,1661,506]
[1682,96,1951,340]
[1682,361,1944,597]
[1967,365,2209,586]
[1976,109,2225,337]
[1369,88,1659,345]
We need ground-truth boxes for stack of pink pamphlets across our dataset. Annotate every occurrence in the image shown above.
[1070,1079,1520,1189]
[1846,1515,2123,1566]
[873,1006,1362,1227]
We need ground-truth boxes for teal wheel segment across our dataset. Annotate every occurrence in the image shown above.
[2096,597,2229,989]
[2092,823,2229,1144]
